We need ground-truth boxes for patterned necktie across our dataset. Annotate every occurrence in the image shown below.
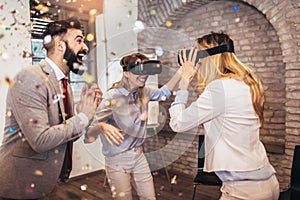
[60,78,73,181]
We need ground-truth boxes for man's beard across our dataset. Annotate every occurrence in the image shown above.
[63,42,87,75]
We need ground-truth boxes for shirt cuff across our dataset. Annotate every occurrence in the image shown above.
[161,85,172,98]
[77,113,89,127]
[171,90,189,107]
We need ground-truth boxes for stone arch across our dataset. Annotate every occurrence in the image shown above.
[138,0,300,190]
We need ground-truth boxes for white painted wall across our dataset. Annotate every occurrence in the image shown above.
[71,0,139,177]
[97,0,138,92]
[0,0,32,144]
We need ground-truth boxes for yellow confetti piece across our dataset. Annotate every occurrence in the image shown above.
[105,100,111,106]
[89,9,97,16]
[83,73,94,84]
[5,111,12,118]
[119,192,125,197]
[86,33,94,42]
[34,170,43,176]
[150,9,156,15]
[171,175,177,184]
[166,21,172,27]
[111,99,117,105]
[31,183,35,188]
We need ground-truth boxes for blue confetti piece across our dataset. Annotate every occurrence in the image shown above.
[232,5,239,11]
[9,127,15,134]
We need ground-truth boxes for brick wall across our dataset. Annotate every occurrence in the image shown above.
[138,0,300,190]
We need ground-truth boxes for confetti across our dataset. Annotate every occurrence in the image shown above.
[150,9,156,15]
[159,185,165,191]
[133,21,144,33]
[155,46,163,56]
[83,73,94,84]
[9,127,15,134]
[117,22,122,29]
[165,21,172,27]
[128,10,132,17]
[111,185,116,192]
[110,51,117,56]
[43,34,52,45]
[86,33,94,42]
[5,111,12,118]
[232,5,239,12]
[119,192,125,197]
[96,181,102,187]
[112,191,117,198]
[111,99,117,105]
[34,170,43,176]
[171,175,177,184]
[89,9,97,16]
[29,118,38,124]
[80,184,87,191]
[105,100,111,106]
[2,52,9,61]
[152,171,159,176]
[52,94,61,104]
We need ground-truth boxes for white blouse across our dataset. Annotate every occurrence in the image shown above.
[169,79,269,172]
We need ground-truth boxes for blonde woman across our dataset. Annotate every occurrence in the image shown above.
[85,53,182,200]
[169,32,279,200]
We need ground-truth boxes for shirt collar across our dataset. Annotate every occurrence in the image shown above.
[45,57,66,81]
[117,87,138,96]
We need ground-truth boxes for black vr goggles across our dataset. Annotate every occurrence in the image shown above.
[124,60,162,75]
[178,39,235,65]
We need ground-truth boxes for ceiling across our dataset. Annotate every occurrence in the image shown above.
[30,0,103,20]
[30,0,103,38]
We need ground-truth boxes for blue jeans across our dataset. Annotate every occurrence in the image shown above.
[105,146,156,200]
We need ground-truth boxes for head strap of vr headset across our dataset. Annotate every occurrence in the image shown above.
[198,39,235,58]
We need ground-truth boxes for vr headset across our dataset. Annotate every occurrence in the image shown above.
[178,39,235,65]
[124,60,162,75]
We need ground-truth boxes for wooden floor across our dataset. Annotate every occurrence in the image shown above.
[46,169,221,200]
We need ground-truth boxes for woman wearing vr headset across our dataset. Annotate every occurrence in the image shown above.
[85,53,183,200]
[169,32,279,200]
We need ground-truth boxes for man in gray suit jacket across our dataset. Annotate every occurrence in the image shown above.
[0,18,102,199]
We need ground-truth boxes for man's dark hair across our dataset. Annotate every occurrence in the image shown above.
[41,17,82,51]
[41,17,82,39]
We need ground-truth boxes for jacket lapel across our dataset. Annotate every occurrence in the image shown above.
[39,60,68,121]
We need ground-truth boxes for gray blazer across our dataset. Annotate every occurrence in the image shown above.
[0,60,86,199]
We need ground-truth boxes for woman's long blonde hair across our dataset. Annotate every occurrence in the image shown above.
[196,32,265,124]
